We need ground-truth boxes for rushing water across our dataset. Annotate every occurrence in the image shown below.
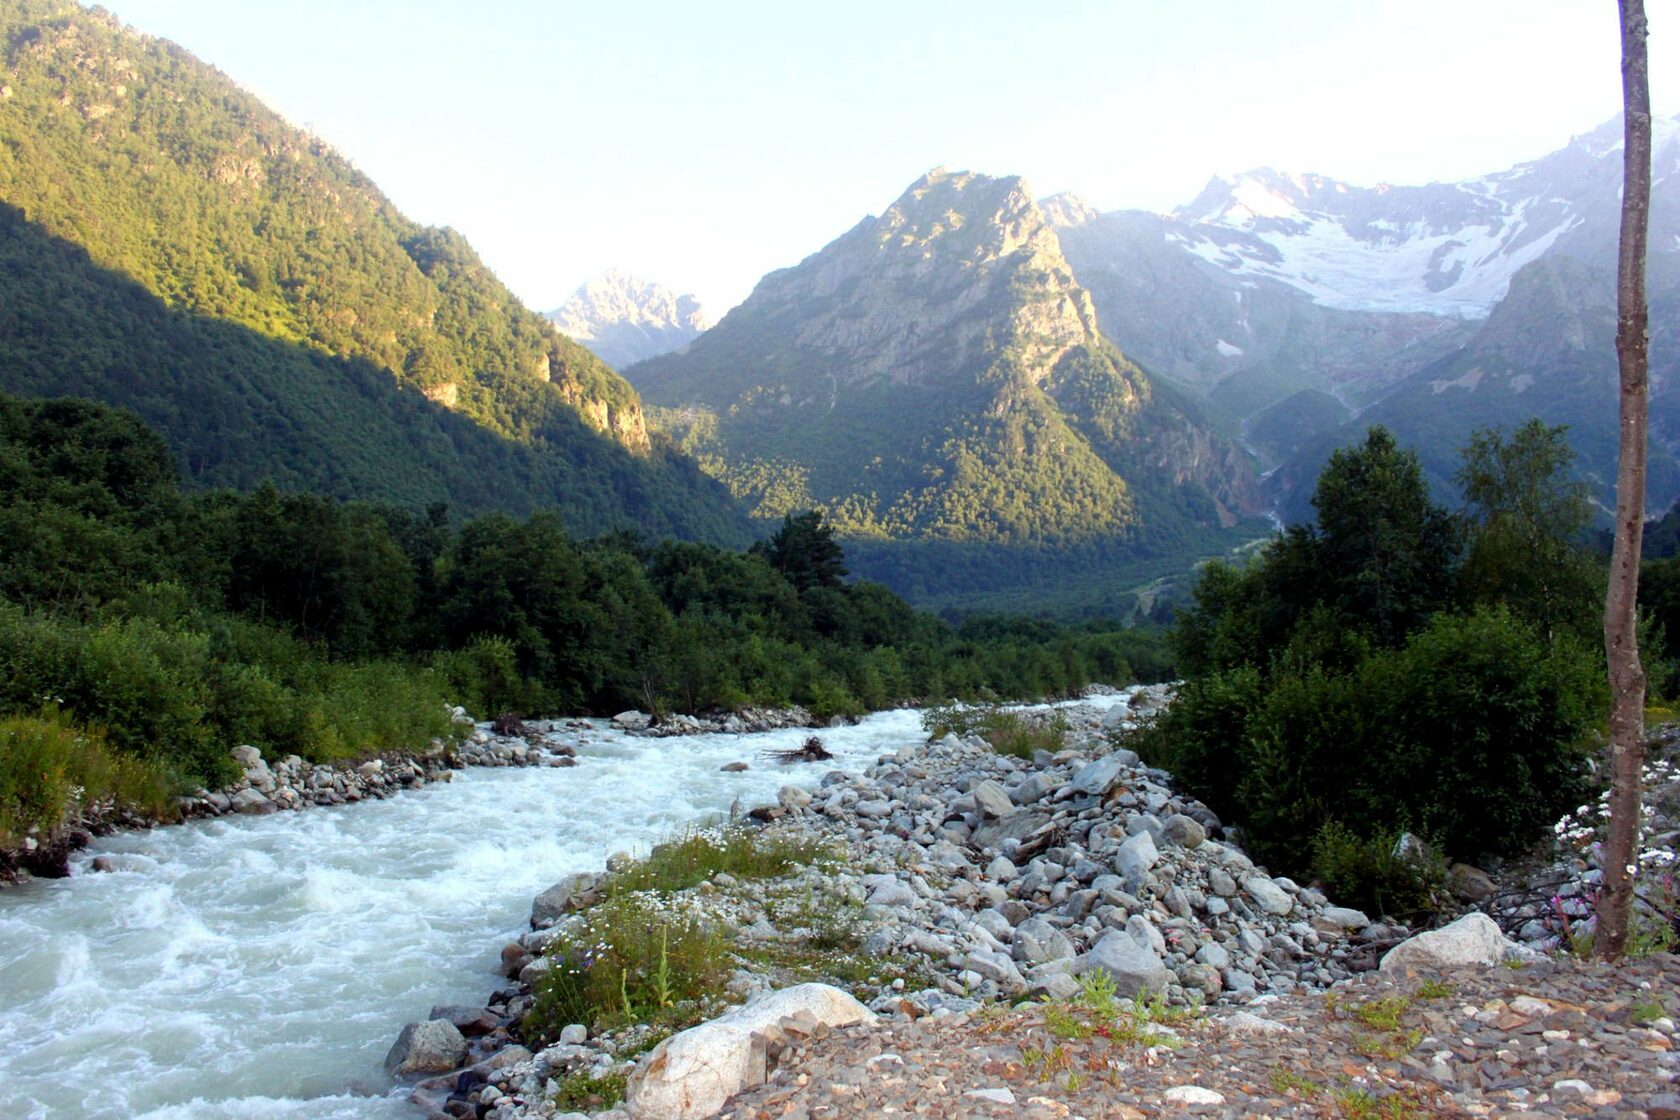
[0,710,951,1119]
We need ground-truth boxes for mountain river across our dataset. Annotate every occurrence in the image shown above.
[0,703,1107,1118]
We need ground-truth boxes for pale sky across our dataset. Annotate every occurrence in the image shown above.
[103,0,1673,318]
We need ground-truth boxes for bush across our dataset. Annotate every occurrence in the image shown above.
[523,892,730,1042]
[1133,667,1262,819]
[1146,608,1597,880]
[982,709,1067,760]
[1309,822,1447,922]
[611,823,834,895]
[0,710,171,845]
[1368,607,1599,858]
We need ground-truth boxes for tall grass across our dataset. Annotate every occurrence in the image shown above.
[611,823,836,895]
[0,710,171,846]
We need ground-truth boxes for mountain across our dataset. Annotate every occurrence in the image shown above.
[1171,114,1680,318]
[1047,199,1472,424]
[1270,252,1680,523]
[627,169,1265,607]
[0,1,748,543]
[1052,114,1680,521]
[548,270,711,369]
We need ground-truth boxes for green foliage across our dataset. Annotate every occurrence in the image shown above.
[0,389,1161,805]
[0,709,171,846]
[1156,424,1605,903]
[1311,427,1461,646]
[608,823,835,896]
[546,1069,629,1112]
[1456,420,1599,641]
[523,892,730,1040]
[1309,823,1447,922]
[751,510,847,593]
[980,709,1068,760]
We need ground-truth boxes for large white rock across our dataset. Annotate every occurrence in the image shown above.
[971,780,1015,820]
[1070,752,1136,797]
[1379,912,1527,972]
[1114,830,1160,881]
[624,984,874,1120]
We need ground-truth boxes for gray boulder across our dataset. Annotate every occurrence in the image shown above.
[1160,814,1206,848]
[1114,830,1159,881]
[385,1019,467,1076]
[1070,753,1135,797]
[864,876,917,909]
[531,872,599,927]
[1379,912,1532,972]
[971,780,1015,820]
[1317,906,1371,930]
[1243,875,1294,916]
[1009,773,1055,806]
[1012,917,1074,965]
[229,788,276,816]
[1083,929,1169,998]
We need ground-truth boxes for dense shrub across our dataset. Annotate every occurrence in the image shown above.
[1309,822,1448,923]
[0,710,171,845]
[1153,424,1607,909]
[1148,607,1598,881]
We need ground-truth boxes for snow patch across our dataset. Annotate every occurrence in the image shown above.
[1215,339,1245,357]
[1430,367,1485,394]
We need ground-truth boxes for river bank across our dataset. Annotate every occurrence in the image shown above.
[0,705,835,884]
[0,704,944,1119]
[401,686,1417,1119]
[394,690,1680,1120]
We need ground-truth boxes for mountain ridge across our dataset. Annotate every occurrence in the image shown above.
[0,0,750,543]
[628,168,1264,605]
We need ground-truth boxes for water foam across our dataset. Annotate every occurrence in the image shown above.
[0,701,1115,1117]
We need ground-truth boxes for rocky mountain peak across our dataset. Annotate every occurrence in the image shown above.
[732,169,1100,390]
[548,270,710,370]
[1037,192,1100,230]
[626,168,1259,552]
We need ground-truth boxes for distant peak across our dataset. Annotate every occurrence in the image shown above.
[548,272,710,368]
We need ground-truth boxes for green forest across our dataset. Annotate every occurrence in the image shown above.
[0,392,1166,848]
[1137,421,1666,915]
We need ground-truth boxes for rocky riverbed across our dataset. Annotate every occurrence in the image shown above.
[388,687,1680,1120]
[387,687,1438,1119]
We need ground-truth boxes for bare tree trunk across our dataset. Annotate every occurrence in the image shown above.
[1597,0,1652,961]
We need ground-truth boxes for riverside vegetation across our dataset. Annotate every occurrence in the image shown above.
[0,391,1167,857]
[1140,421,1616,916]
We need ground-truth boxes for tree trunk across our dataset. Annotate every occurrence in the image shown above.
[1596,0,1652,961]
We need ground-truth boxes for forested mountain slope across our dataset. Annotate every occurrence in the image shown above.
[628,169,1265,607]
[0,1,748,542]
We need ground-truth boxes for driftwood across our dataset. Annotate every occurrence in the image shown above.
[764,736,834,764]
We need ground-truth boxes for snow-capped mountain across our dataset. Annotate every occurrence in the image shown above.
[1049,113,1680,521]
[548,270,710,370]
[1162,113,1680,319]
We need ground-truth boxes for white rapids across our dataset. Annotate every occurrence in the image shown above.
[0,709,965,1119]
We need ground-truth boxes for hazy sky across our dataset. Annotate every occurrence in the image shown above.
[104,0,1672,316]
